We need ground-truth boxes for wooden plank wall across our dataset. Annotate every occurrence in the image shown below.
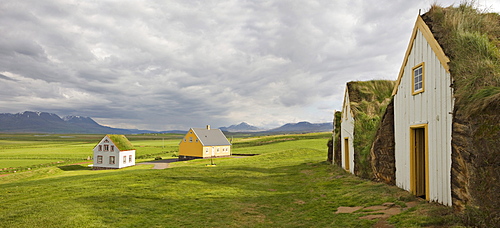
[394,29,453,206]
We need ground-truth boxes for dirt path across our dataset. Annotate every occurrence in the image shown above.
[140,158,179,169]
[335,200,422,228]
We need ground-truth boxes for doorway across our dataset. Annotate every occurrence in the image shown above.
[410,125,428,199]
[344,138,350,171]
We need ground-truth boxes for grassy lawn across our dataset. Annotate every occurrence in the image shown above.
[0,159,64,169]
[0,133,461,227]
[0,134,181,170]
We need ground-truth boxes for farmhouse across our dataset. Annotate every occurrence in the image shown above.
[335,80,394,177]
[92,135,135,170]
[178,125,231,160]
[371,4,500,217]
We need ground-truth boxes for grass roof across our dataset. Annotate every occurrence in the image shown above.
[108,135,134,151]
[346,80,395,179]
[422,3,500,115]
[423,4,499,224]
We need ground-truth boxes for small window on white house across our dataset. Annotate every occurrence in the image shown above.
[97,155,103,164]
[109,156,115,164]
[123,156,127,164]
[217,148,220,153]
[413,63,424,94]
[205,148,209,154]
[129,155,132,163]
[98,145,102,151]
[110,145,114,151]
[104,145,109,152]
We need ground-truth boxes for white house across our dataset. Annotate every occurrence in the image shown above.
[92,135,136,170]
[392,15,453,206]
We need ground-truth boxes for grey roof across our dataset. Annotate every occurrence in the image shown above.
[191,128,231,146]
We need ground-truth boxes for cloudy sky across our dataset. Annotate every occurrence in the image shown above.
[1,1,499,131]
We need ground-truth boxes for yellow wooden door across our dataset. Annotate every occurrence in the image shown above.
[412,128,426,197]
[344,138,350,171]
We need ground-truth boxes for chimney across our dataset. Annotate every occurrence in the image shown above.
[206,125,210,130]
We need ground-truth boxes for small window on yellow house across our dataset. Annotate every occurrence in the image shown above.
[412,63,424,94]
[189,137,193,142]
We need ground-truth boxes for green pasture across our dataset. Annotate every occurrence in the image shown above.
[0,159,63,169]
[0,133,461,227]
[0,134,182,171]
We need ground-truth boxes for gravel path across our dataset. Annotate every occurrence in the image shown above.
[140,158,178,169]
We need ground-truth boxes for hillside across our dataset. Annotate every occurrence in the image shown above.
[0,111,136,134]
[266,121,332,133]
[220,122,261,132]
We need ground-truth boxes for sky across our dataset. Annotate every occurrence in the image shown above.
[1,0,499,131]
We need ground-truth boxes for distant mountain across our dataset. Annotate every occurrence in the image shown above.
[220,122,261,132]
[220,121,332,134]
[266,121,332,133]
[0,111,151,134]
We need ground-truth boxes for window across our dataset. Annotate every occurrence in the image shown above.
[104,145,109,152]
[123,156,127,164]
[110,145,114,151]
[412,63,424,94]
[129,155,132,163]
[104,139,109,143]
[98,145,102,151]
[109,156,115,164]
[97,155,103,164]
[217,148,220,153]
[205,148,209,154]
[189,137,193,142]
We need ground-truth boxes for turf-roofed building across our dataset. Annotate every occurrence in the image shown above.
[92,135,135,170]
[335,80,395,178]
[178,125,231,160]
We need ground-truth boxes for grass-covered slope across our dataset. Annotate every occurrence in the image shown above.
[347,80,395,179]
[423,4,500,226]
[0,135,463,228]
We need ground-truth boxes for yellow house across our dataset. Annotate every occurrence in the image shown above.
[178,125,231,160]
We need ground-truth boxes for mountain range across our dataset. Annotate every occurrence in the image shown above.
[0,111,332,134]
[0,111,141,134]
[220,121,332,133]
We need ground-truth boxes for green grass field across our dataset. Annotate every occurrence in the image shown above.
[0,134,182,171]
[0,133,461,227]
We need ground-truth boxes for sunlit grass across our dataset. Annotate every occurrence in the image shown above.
[0,133,465,227]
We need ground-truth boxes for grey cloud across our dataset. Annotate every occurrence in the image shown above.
[0,0,497,130]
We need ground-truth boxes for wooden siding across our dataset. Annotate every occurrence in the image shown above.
[394,28,453,206]
[340,88,355,173]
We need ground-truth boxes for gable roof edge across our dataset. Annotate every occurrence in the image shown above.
[392,15,450,96]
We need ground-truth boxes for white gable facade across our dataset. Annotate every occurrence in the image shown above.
[393,16,453,206]
[340,87,355,173]
[93,135,136,169]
